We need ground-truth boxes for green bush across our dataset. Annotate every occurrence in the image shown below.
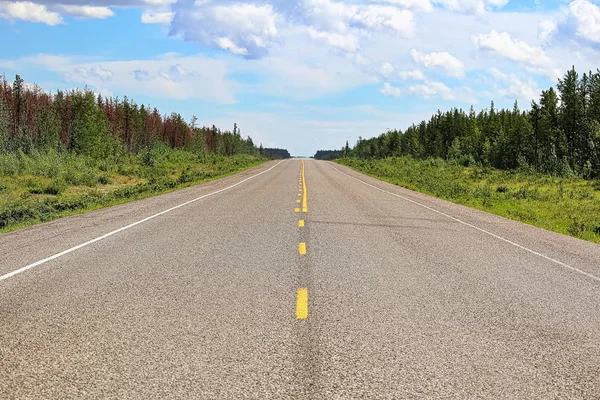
[0,150,263,231]
[337,156,600,243]
[44,179,67,195]
[177,168,194,184]
[567,216,588,237]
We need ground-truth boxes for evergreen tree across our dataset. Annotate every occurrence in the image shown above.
[0,74,277,159]
[70,90,115,158]
[557,67,585,170]
[12,74,24,137]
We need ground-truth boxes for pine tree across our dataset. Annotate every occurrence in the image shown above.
[35,102,60,150]
[557,67,584,170]
[12,74,24,138]
[590,70,600,124]
[70,90,114,158]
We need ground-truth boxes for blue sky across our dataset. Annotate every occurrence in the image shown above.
[1,0,599,156]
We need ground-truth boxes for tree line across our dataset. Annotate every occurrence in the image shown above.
[323,67,600,178]
[0,74,287,159]
[262,148,291,159]
[313,150,342,160]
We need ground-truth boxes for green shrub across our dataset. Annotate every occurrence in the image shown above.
[63,168,98,186]
[474,185,492,199]
[0,151,263,231]
[178,168,193,184]
[337,156,600,243]
[569,187,595,200]
[25,178,46,195]
[514,185,530,199]
[44,179,67,195]
[567,216,588,237]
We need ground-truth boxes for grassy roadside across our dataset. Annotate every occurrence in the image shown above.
[337,157,600,244]
[0,146,267,233]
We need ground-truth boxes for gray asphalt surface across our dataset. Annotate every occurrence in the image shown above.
[1,159,600,399]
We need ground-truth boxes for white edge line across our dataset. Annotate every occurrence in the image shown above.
[329,162,600,284]
[0,160,286,282]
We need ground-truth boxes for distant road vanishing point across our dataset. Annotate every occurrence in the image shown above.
[2,159,600,399]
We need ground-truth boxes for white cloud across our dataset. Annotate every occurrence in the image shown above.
[65,65,114,81]
[158,64,198,82]
[372,0,434,13]
[409,80,455,100]
[380,82,401,96]
[538,19,557,41]
[569,0,600,44]
[11,53,238,103]
[171,2,278,57]
[301,0,414,37]
[89,65,114,80]
[351,5,414,37]
[410,49,465,78]
[0,1,62,25]
[302,0,356,33]
[538,1,600,46]
[346,51,372,67]
[399,69,425,80]
[234,53,376,100]
[490,67,539,102]
[432,0,509,15]
[143,0,176,5]
[24,53,71,68]
[168,0,416,58]
[215,37,248,55]
[472,30,554,71]
[308,28,360,52]
[211,3,278,39]
[299,0,414,53]
[141,11,173,24]
[7,46,375,104]
[54,5,114,19]
[380,62,394,77]
[133,69,151,81]
[0,59,17,70]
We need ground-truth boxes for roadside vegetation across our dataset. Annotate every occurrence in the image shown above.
[0,74,287,232]
[323,66,600,243]
[338,157,600,243]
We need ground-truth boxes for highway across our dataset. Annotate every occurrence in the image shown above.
[1,159,600,399]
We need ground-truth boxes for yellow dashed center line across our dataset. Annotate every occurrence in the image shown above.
[296,288,308,319]
[295,162,309,320]
[299,242,306,255]
[301,160,308,213]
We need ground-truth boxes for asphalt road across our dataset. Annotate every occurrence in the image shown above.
[1,159,600,399]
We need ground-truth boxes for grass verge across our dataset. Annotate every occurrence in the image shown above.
[337,157,600,244]
[0,147,266,233]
